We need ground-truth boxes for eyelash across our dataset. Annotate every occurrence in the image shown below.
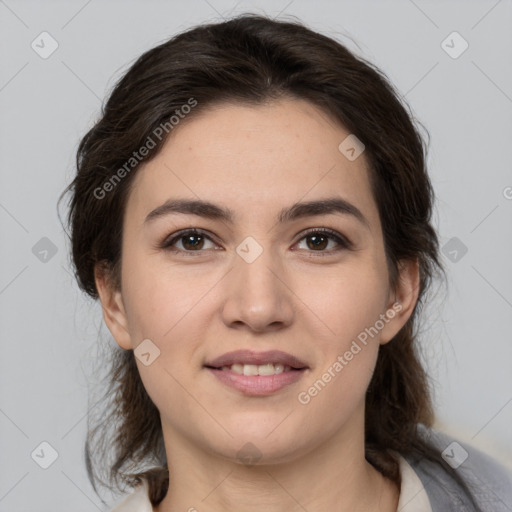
[160,227,353,257]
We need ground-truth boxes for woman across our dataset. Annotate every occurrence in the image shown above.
[60,13,512,512]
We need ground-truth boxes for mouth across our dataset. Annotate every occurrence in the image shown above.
[207,362,298,376]
[204,350,309,396]
[204,349,309,370]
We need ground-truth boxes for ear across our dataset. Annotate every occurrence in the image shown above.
[379,258,420,345]
[94,262,132,350]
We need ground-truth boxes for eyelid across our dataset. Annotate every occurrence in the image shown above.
[160,227,353,254]
[160,228,219,253]
[296,227,353,251]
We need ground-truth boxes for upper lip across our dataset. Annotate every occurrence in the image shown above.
[205,350,308,369]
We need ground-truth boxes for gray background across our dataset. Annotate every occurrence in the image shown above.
[0,0,511,510]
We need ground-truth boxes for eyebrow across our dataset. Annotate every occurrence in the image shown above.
[144,197,370,229]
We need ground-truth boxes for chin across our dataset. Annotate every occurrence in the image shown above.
[210,428,309,467]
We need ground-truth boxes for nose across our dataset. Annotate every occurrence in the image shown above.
[220,240,295,333]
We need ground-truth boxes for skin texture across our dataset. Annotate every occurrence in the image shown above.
[95,98,420,512]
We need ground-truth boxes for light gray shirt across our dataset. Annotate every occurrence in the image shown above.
[403,425,512,511]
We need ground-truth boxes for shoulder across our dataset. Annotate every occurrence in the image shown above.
[108,479,153,512]
[402,424,512,512]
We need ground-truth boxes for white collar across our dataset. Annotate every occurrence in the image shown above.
[396,454,433,512]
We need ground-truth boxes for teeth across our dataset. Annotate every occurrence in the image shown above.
[258,363,278,376]
[223,363,291,375]
[232,363,244,374]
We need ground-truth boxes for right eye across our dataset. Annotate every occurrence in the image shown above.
[160,228,219,254]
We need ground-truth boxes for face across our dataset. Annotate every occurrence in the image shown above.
[96,98,418,465]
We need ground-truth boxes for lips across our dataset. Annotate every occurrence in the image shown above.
[204,349,309,396]
[204,349,308,369]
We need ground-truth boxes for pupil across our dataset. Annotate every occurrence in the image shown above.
[183,235,203,250]
[308,235,327,250]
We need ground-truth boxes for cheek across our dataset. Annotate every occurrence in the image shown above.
[295,343,378,445]
[293,258,387,404]
[295,263,388,426]
[119,254,221,414]
[120,248,213,342]
[294,258,389,345]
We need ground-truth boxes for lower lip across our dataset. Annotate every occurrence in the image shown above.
[205,368,307,396]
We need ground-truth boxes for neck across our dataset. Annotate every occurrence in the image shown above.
[154,417,399,512]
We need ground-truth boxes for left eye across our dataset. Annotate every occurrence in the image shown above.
[161,228,352,255]
[295,228,351,252]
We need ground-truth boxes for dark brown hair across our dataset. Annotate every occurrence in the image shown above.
[59,13,480,509]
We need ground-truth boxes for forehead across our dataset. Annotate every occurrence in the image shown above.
[126,98,380,231]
